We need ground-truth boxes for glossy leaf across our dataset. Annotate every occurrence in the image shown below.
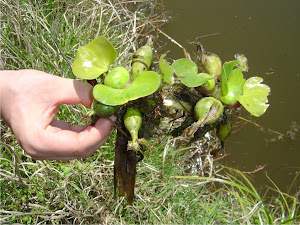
[202,79,216,91]
[159,54,175,85]
[219,68,245,106]
[238,77,270,117]
[221,60,238,96]
[172,58,213,87]
[72,36,117,79]
[93,71,161,106]
[190,73,214,88]
[173,58,198,77]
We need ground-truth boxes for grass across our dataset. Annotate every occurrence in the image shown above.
[0,0,299,224]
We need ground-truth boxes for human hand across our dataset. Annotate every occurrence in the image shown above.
[0,69,116,160]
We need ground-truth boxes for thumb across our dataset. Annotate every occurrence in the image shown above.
[52,76,94,107]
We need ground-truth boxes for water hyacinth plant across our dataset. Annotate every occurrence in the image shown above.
[72,36,271,204]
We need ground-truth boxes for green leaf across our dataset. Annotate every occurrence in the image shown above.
[93,71,161,106]
[72,36,117,80]
[221,60,238,96]
[172,58,213,87]
[173,58,198,77]
[93,86,127,105]
[126,71,161,100]
[189,73,214,88]
[159,54,175,85]
[219,68,245,106]
[238,77,270,117]
[202,79,216,91]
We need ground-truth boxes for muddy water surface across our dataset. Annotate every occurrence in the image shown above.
[160,0,300,194]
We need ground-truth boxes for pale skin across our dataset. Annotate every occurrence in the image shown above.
[0,69,116,160]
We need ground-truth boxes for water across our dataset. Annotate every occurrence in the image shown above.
[160,0,300,194]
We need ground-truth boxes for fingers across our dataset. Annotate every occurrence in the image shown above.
[50,120,89,132]
[53,77,94,107]
[37,116,116,160]
[41,74,115,159]
[4,69,117,161]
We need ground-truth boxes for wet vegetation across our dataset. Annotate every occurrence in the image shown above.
[0,0,299,223]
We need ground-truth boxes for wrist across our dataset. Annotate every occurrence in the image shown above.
[0,70,19,122]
